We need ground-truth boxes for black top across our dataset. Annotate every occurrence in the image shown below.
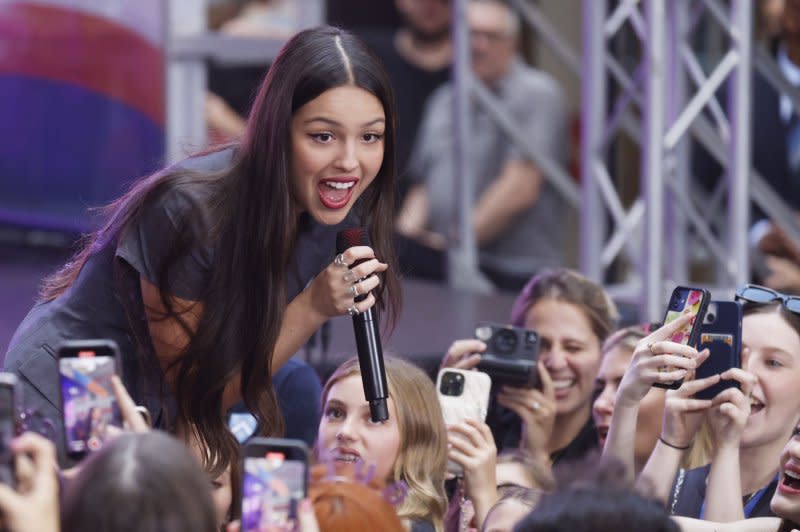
[488,399,599,465]
[358,29,450,201]
[668,465,778,519]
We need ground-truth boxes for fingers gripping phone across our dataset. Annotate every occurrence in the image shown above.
[0,373,19,488]
[57,340,124,458]
[436,368,491,476]
[241,437,309,532]
[694,301,743,400]
[653,286,711,390]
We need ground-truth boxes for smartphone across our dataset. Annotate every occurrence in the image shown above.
[0,373,18,487]
[241,437,309,532]
[474,323,540,389]
[57,339,123,458]
[694,301,742,400]
[436,368,492,476]
[653,286,711,389]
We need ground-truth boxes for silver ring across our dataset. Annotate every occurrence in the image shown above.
[647,342,656,355]
[532,401,541,411]
[334,253,347,268]
[347,305,359,317]
[349,284,359,297]
[344,270,356,282]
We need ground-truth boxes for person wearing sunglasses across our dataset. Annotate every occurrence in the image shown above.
[627,284,800,522]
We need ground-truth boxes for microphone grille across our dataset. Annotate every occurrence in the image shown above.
[336,227,370,253]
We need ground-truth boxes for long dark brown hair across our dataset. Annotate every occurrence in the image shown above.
[39,26,401,477]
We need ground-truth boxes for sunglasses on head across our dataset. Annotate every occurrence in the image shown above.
[734,284,800,315]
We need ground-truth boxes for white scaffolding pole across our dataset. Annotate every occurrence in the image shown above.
[642,0,667,321]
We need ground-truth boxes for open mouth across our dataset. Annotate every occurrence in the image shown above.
[780,469,800,494]
[331,450,362,464]
[552,378,576,393]
[318,178,358,209]
[749,397,765,415]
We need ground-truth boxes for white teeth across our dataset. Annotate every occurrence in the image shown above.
[552,380,574,390]
[333,451,360,463]
[786,470,800,480]
[324,181,355,190]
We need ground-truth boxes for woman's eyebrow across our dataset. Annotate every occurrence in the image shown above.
[303,117,385,127]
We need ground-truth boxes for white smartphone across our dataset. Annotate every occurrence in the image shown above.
[436,368,492,477]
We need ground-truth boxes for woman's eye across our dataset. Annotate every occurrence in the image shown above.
[766,359,784,368]
[211,480,223,490]
[362,133,383,143]
[311,133,333,142]
[324,407,344,419]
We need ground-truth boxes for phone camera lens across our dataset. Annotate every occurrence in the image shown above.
[706,312,716,323]
[440,372,465,396]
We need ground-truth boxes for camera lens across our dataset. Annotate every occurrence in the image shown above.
[705,312,716,324]
[440,372,464,396]
[494,329,518,354]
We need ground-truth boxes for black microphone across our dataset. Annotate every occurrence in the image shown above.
[335,228,389,422]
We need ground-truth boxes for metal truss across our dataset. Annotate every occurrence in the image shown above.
[580,0,756,320]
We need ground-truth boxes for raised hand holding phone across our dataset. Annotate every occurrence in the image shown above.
[241,437,309,532]
[653,287,710,389]
[57,340,124,458]
[616,313,706,406]
[437,368,491,477]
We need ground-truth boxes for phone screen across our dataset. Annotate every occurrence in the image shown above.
[663,288,705,345]
[59,352,121,455]
[242,450,307,531]
[0,385,15,486]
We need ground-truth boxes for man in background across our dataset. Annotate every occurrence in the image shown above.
[396,0,569,292]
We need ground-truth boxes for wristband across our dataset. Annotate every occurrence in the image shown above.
[659,436,691,451]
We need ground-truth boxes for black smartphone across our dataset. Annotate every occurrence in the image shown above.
[653,286,711,389]
[241,437,309,532]
[0,373,18,487]
[57,339,123,458]
[474,322,540,388]
[694,301,743,400]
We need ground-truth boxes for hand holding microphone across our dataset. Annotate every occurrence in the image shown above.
[335,228,390,422]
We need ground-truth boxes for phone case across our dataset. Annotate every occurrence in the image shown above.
[695,301,742,400]
[654,286,711,389]
[241,438,309,532]
[436,368,491,476]
[57,340,123,457]
[0,373,18,488]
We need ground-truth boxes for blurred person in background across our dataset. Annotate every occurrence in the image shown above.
[360,0,452,204]
[396,0,569,292]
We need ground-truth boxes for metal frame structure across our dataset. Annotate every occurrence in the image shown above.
[451,0,800,321]
[579,0,757,320]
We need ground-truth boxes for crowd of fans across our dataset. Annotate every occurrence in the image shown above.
[1,268,800,532]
